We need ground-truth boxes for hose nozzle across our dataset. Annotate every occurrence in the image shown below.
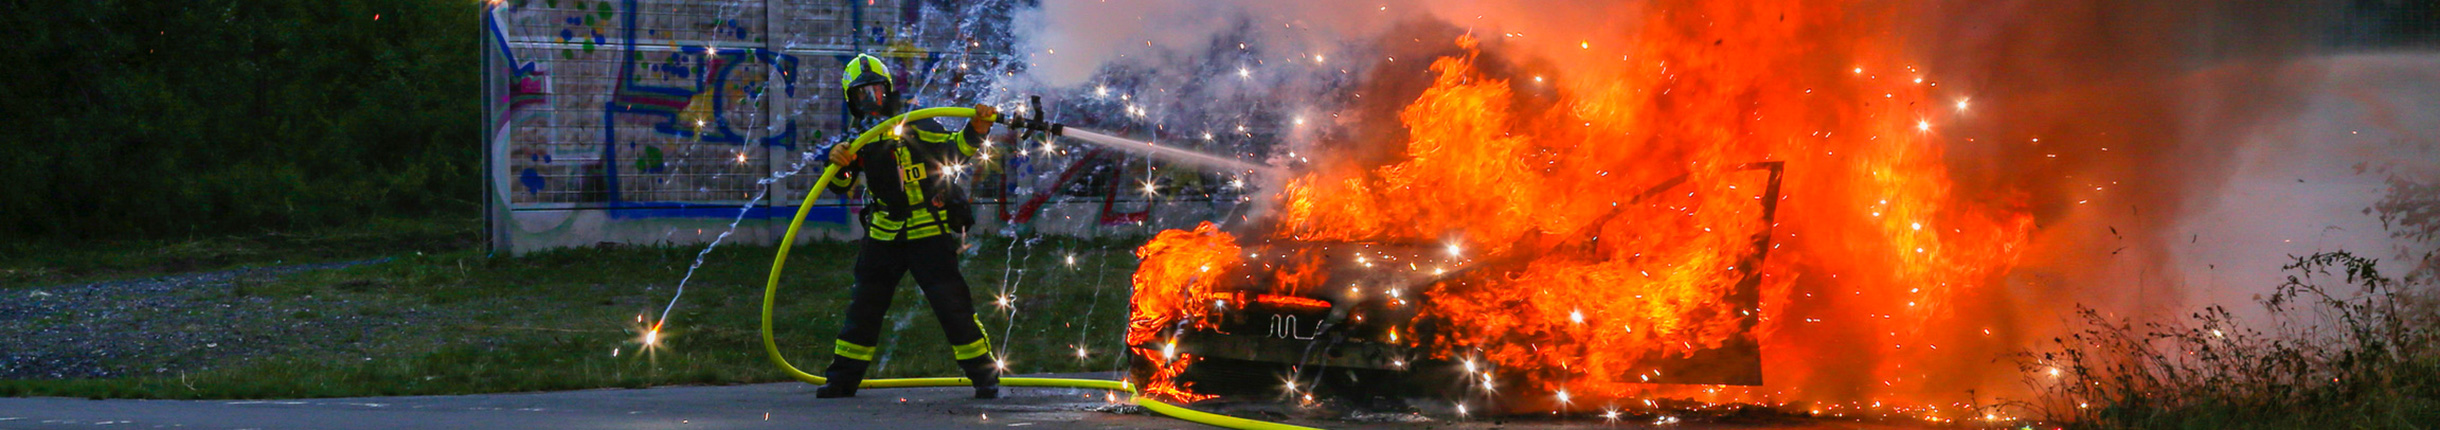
[995,95,1064,138]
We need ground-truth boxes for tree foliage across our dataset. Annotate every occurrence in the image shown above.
[0,0,477,241]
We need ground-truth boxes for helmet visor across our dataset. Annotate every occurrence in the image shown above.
[847,84,890,116]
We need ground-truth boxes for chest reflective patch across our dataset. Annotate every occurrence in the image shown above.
[894,145,928,203]
[897,154,927,182]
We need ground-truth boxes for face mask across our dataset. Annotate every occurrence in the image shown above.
[848,84,890,117]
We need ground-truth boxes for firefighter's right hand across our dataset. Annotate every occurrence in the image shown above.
[828,142,857,167]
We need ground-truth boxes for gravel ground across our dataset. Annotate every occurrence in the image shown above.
[0,259,427,379]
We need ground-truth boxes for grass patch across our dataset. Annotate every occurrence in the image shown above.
[0,217,478,289]
[1,221,1152,399]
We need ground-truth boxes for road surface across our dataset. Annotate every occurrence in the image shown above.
[0,373,1925,430]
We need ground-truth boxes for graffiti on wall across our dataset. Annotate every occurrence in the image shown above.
[483,0,1233,252]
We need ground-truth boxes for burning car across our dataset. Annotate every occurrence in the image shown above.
[1128,160,1784,410]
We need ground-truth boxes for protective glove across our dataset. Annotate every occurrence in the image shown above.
[827,140,857,168]
[968,104,998,136]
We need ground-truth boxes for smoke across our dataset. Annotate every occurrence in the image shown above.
[1003,0,2439,408]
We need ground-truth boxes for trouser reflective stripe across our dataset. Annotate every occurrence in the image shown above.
[952,314,992,360]
[833,340,877,361]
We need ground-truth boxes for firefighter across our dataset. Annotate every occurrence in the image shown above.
[815,53,1000,399]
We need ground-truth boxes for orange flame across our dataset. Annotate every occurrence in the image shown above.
[1133,2,2051,417]
[1127,222,1239,402]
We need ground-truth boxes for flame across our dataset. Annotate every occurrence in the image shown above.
[1130,1,2053,417]
[1126,222,1239,402]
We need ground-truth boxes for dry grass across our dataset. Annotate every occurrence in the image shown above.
[2015,251,2440,429]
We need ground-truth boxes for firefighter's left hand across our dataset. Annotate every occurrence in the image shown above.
[969,104,998,135]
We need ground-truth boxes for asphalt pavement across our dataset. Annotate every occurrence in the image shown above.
[0,374,1177,430]
[0,373,1936,430]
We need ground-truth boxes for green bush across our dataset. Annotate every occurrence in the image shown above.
[0,0,478,241]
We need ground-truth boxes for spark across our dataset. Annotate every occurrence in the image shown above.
[1446,242,1463,257]
[995,295,1013,309]
[643,325,661,347]
[1917,120,1930,132]
[1602,409,1621,422]
[1238,68,1250,78]
[1570,309,1585,324]
[1065,254,1077,266]
[1094,86,1107,96]
[1202,132,1214,141]
[1556,389,1573,404]
[735,152,748,164]
[1854,67,1864,74]
[1292,117,1305,126]
[1313,54,1325,63]
[1580,41,1590,49]
[1456,404,1469,417]
[1533,75,1544,83]
[1162,342,1177,360]
[1076,348,1090,358]
[1956,99,1970,111]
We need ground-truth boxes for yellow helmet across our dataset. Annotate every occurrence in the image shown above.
[841,54,895,95]
[840,54,896,117]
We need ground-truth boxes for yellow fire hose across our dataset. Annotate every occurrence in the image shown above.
[758,107,1320,430]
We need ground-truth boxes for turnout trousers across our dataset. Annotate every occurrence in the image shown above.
[822,234,996,386]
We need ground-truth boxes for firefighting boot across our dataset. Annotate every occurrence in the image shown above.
[958,355,1001,399]
[815,358,870,398]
